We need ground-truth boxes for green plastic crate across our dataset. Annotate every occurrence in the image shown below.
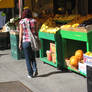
[10,34,24,60]
[60,29,92,76]
[39,31,63,68]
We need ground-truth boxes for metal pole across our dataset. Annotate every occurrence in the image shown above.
[12,8,14,17]
[19,0,22,18]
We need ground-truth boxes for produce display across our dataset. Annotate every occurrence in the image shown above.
[60,14,92,32]
[40,17,60,34]
[40,14,80,34]
[39,13,92,76]
[53,14,80,22]
[40,14,92,34]
[65,49,92,75]
[65,49,84,70]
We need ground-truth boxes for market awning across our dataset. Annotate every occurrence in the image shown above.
[0,0,14,8]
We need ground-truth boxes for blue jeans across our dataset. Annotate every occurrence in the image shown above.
[22,42,37,76]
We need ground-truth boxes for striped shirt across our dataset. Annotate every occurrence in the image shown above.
[19,18,37,42]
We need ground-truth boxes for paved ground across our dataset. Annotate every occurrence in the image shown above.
[0,49,87,92]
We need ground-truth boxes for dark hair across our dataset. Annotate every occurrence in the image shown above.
[22,9,32,18]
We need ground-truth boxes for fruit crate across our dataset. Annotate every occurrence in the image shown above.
[60,29,92,76]
[39,31,63,68]
[10,33,24,60]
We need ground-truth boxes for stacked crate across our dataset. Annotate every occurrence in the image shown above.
[10,32,24,60]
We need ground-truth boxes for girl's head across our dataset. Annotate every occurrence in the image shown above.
[22,8,32,18]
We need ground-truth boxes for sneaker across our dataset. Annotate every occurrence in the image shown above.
[33,71,38,77]
[27,75,33,78]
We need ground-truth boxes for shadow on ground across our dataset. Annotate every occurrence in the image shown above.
[0,53,9,57]
[37,68,71,77]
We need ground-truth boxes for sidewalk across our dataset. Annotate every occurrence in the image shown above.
[0,49,87,92]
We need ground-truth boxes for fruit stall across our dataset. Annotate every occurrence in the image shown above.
[60,30,92,76]
[38,13,92,76]
[38,15,80,68]
[5,0,92,77]
[38,17,62,68]
[58,14,92,76]
[33,0,92,77]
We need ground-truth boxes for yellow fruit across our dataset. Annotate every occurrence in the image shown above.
[85,51,91,56]
[72,23,79,28]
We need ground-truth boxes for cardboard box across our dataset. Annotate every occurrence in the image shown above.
[52,52,56,63]
[83,54,92,65]
[50,43,56,53]
[46,50,52,61]
[78,62,87,75]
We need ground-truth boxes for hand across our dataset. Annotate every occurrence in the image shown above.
[19,43,22,50]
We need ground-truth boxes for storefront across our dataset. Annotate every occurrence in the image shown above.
[37,0,92,77]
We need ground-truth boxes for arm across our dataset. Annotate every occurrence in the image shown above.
[19,24,23,50]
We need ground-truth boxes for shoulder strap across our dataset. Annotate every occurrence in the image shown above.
[24,19,34,39]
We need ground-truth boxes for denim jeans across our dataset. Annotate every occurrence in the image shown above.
[22,42,37,76]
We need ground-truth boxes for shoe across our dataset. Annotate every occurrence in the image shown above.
[27,75,33,78]
[33,71,38,77]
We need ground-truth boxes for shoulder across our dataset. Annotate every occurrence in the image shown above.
[19,19,25,24]
[19,18,29,24]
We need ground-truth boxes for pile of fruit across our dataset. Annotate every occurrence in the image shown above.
[40,17,60,34]
[40,14,92,33]
[61,14,92,29]
[66,50,84,69]
[53,14,80,22]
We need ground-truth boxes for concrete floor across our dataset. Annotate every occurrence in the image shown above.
[0,49,87,92]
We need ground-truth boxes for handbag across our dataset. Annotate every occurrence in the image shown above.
[26,20,41,51]
[30,31,41,51]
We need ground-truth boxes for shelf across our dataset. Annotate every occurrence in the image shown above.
[39,31,63,68]
[60,30,88,41]
[39,32,55,41]
[40,57,57,67]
